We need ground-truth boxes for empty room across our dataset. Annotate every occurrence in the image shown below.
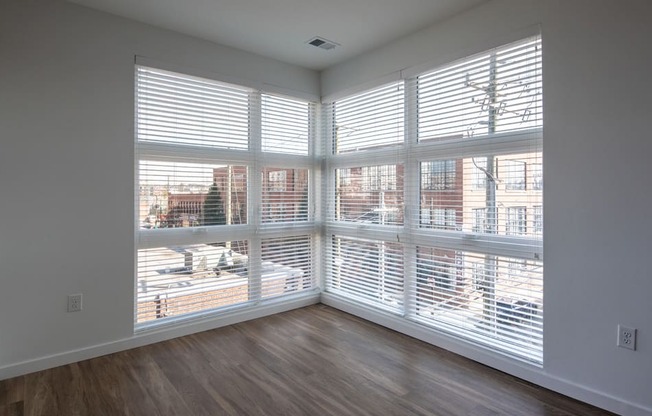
[1,0,651,415]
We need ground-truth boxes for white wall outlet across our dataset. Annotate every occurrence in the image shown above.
[617,325,636,351]
[67,294,83,312]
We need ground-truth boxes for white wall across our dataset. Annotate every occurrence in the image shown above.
[0,0,318,376]
[323,0,652,414]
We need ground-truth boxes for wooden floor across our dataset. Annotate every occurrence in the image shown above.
[0,305,613,416]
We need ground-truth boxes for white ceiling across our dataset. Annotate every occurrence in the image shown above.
[68,0,489,71]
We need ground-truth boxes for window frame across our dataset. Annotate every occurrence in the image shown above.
[136,65,318,328]
[323,35,543,364]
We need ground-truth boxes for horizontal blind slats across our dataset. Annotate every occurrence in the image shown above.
[137,66,250,150]
[262,93,311,155]
[333,82,404,154]
[137,65,317,326]
[324,36,543,363]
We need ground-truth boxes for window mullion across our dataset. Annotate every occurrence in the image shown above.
[403,77,418,318]
[249,91,263,303]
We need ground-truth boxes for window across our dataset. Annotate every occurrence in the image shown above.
[261,235,313,297]
[338,169,351,186]
[335,164,403,226]
[328,235,404,311]
[422,160,456,190]
[432,208,456,230]
[262,168,309,223]
[417,249,458,291]
[324,36,543,363]
[267,170,287,192]
[332,83,404,154]
[136,66,316,326]
[471,262,484,290]
[472,208,486,233]
[362,165,397,191]
[531,163,543,190]
[506,207,527,235]
[472,157,488,190]
[504,160,526,191]
[262,94,311,155]
[533,205,543,235]
[137,241,250,322]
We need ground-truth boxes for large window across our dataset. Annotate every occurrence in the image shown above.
[324,36,543,362]
[136,36,543,363]
[136,66,316,326]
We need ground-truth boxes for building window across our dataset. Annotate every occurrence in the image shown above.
[531,163,543,190]
[338,168,351,186]
[473,208,487,233]
[471,262,484,290]
[262,168,309,223]
[504,160,526,190]
[506,207,527,235]
[472,157,488,190]
[533,205,543,235]
[267,170,287,192]
[433,208,456,230]
[422,160,456,190]
[361,165,397,191]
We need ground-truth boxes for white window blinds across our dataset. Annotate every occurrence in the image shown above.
[261,168,309,223]
[136,66,317,327]
[262,94,311,155]
[327,235,404,312]
[417,38,542,141]
[332,82,404,154]
[137,67,249,149]
[324,36,543,363]
[261,235,314,298]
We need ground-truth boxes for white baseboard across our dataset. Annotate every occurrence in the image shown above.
[0,293,320,381]
[321,293,652,416]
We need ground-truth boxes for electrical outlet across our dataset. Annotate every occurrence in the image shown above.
[617,325,636,351]
[68,294,83,312]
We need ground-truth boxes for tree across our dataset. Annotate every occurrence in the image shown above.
[203,181,226,226]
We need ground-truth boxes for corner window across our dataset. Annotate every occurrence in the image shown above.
[136,66,316,326]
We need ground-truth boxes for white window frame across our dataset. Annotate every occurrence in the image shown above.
[324,35,543,364]
[136,65,319,329]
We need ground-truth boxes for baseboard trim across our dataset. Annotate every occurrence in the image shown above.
[0,294,320,381]
[321,293,652,416]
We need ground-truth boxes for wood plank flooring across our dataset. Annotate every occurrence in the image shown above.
[0,305,614,415]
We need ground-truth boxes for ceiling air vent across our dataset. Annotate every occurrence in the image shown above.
[306,36,339,51]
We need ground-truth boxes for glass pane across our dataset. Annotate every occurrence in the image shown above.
[335,164,404,226]
[137,241,249,323]
[137,67,249,150]
[418,38,541,142]
[139,161,247,229]
[262,94,311,155]
[415,246,543,361]
[329,235,404,311]
[418,55,491,141]
[419,152,542,239]
[261,235,313,298]
[261,168,309,223]
[333,82,404,154]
